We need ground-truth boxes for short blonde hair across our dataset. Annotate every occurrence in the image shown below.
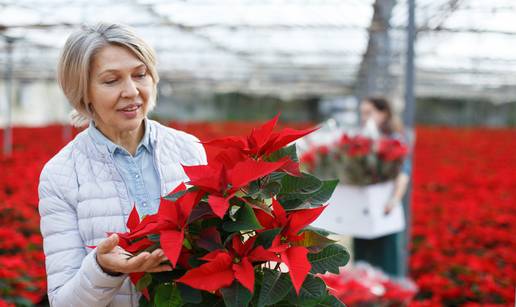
[57,23,159,127]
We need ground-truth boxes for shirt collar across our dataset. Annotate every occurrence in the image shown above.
[87,118,152,155]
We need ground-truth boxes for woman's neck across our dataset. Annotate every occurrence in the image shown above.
[95,120,145,156]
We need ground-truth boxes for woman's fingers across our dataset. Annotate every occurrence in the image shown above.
[146,264,173,273]
[384,199,399,215]
[124,249,163,272]
[159,254,168,263]
[97,234,119,255]
[141,249,167,271]
[156,250,171,265]
[124,252,151,271]
[97,242,172,274]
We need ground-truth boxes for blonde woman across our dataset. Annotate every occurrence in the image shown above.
[38,23,206,306]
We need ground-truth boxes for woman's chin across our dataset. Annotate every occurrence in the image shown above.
[114,116,144,133]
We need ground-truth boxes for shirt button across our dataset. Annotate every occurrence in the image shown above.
[143,202,147,207]
[135,174,139,178]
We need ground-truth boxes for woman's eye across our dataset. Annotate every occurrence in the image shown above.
[103,79,117,85]
[135,73,146,79]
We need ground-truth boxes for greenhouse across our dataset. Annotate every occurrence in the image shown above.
[1,0,515,306]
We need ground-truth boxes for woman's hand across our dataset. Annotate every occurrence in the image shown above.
[96,234,172,275]
[384,198,401,215]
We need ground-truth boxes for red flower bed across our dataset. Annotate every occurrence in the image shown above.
[410,127,516,306]
[0,125,70,306]
[1,123,515,306]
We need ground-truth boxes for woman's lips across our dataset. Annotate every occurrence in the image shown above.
[118,104,141,119]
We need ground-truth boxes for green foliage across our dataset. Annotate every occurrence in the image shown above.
[222,203,263,232]
[154,284,182,307]
[307,244,350,274]
[258,269,292,307]
[221,281,253,307]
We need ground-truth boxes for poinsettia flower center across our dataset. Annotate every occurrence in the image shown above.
[233,256,241,264]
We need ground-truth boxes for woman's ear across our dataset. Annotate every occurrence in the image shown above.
[87,102,96,117]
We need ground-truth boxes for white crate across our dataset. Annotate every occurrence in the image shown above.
[311,180,405,239]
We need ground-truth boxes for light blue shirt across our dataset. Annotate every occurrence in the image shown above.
[88,118,161,217]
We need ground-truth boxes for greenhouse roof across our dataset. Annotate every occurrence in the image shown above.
[1,0,515,102]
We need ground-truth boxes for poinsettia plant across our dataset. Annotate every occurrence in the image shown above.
[300,133,408,186]
[320,262,417,306]
[110,114,350,306]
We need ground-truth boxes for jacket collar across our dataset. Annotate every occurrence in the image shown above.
[87,118,154,156]
[84,117,159,161]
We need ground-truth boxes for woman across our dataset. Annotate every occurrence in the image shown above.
[38,23,206,306]
[353,97,412,277]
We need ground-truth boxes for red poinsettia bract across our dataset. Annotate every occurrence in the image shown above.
[255,198,327,294]
[377,138,409,161]
[202,114,318,158]
[346,135,373,157]
[116,184,204,291]
[177,235,278,293]
[201,114,317,177]
[183,151,287,218]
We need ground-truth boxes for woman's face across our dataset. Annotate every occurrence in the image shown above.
[88,44,154,136]
[360,100,387,127]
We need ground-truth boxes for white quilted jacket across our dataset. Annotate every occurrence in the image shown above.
[38,119,206,307]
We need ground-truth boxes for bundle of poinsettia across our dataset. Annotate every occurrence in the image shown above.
[320,262,417,306]
[111,115,350,306]
[301,133,408,185]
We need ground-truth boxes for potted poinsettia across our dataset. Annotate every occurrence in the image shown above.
[320,262,417,306]
[301,131,409,238]
[301,133,408,186]
[109,115,350,306]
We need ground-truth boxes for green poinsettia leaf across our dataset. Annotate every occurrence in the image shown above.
[307,244,350,275]
[287,274,327,305]
[154,283,182,307]
[163,188,188,201]
[258,181,282,199]
[178,283,202,304]
[284,294,345,307]
[278,179,339,210]
[266,144,299,162]
[188,201,213,224]
[281,174,321,194]
[139,295,153,307]
[222,203,263,232]
[304,225,335,237]
[257,269,293,307]
[182,291,225,307]
[293,230,337,252]
[280,173,322,195]
[312,294,346,307]
[136,273,152,291]
[278,198,307,210]
[255,228,282,249]
[243,197,272,214]
[303,179,339,206]
[183,238,192,249]
[248,180,261,195]
[153,269,187,283]
[148,233,161,242]
[268,171,287,183]
[188,255,205,269]
[221,281,252,307]
[268,302,297,307]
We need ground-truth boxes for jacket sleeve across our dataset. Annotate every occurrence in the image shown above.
[38,162,126,307]
[191,135,207,165]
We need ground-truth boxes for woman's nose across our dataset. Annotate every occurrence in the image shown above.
[121,78,139,98]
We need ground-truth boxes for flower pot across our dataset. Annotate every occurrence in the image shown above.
[311,180,405,239]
